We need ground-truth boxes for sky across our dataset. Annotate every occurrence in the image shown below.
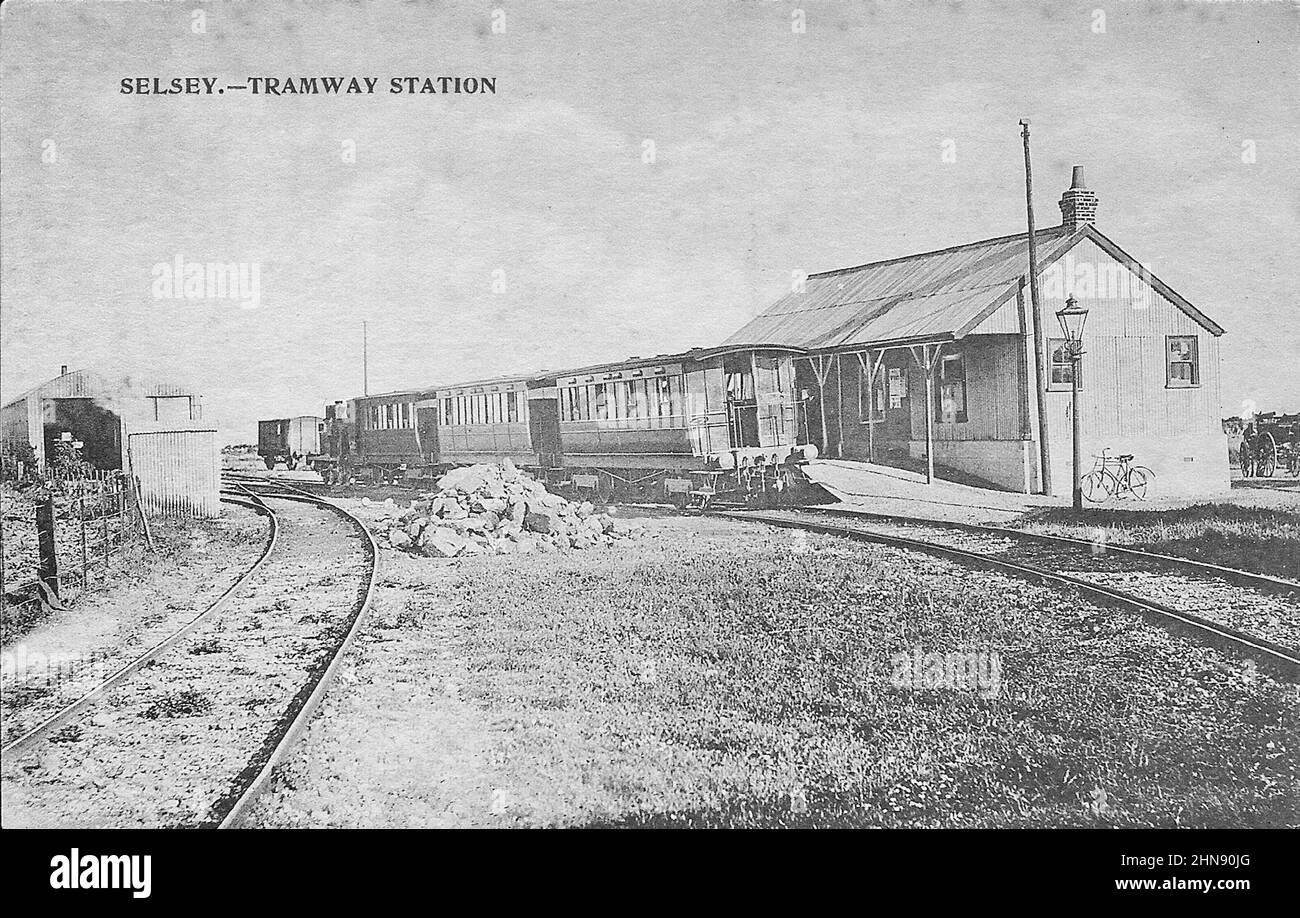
[2,0,1297,443]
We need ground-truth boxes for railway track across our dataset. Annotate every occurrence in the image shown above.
[0,481,377,828]
[723,507,1300,681]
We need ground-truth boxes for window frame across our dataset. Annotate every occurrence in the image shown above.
[1165,335,1200,389]
[1047,338,1083,391]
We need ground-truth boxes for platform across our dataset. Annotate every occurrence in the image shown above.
[802,459,1065,524]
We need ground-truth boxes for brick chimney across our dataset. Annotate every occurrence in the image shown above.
[1058,165,1098,232]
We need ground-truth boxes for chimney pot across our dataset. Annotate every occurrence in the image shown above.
[1059,165,1099,232]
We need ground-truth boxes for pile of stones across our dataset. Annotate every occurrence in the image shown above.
[367,460,633,557]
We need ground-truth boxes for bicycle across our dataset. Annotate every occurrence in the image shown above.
[1081,449,1154,502]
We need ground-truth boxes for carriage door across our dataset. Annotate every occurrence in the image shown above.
[752,354,789,447]
[416,400,440,465]
[527,393,561,469]
[724,353,760,448]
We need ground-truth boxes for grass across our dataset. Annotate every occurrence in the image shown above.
[436,519,1297,828]
[1012,503,1300,580]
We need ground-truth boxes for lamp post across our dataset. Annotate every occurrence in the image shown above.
[1056,296,1089,510]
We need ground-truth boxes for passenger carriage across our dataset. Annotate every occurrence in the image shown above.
[316,344,815,505]
[349,386,439,482]
[545,345,815,506]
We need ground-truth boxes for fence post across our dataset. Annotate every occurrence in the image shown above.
[101,481,110,565]
[36,495,59,599]
[79,493,89,588]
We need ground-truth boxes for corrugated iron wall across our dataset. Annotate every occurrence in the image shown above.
[128,428,220,517]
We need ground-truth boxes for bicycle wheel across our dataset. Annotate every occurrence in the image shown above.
[1081,470,1109,503]
[1125,466,1153,500]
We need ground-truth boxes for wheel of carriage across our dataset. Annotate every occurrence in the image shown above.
[1289,451,1300,478]
[1258,432,1278,478]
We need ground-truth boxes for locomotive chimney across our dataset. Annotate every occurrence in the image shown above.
[60,364,68,376]
[1058,165,1099,232]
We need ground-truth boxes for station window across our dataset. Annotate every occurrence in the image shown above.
[935,352,968,424]
[1166,336,1200,388]
[1048,339,1083,390]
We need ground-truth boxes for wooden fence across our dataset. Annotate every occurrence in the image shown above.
[2,473,149,622]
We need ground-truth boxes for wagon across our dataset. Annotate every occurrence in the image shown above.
[1239,413,1300,478]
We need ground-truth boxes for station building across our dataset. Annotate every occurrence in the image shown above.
[724,168,1230,499]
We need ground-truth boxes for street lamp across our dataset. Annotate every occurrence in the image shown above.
[1056,295,1089,510]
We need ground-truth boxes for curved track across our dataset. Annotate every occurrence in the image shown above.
[724,508,1300,680]
[0,492,279,759]
[0,481,377,828]
[214,479,378,827]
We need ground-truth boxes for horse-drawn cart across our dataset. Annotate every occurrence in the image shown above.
[1240,413,1300,478]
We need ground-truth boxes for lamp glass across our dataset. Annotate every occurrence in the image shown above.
[1056,297,1089,344]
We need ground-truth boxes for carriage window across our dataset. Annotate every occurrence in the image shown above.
[1166,336,1199,387]
[725,370,754,401]
[655,377,674,418]
[507,392,519,423]
[593,384,609,420]
[1049,339,1082,389]
[936,352,968,424]
[624,381,643,419]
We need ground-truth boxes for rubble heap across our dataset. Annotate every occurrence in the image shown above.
[367,460,633,557]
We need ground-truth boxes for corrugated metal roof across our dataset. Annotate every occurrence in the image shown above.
[724,226,1080,350]
[2,369,201,409]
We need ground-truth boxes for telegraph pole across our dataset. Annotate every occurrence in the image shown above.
[1020,119,1053,497]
